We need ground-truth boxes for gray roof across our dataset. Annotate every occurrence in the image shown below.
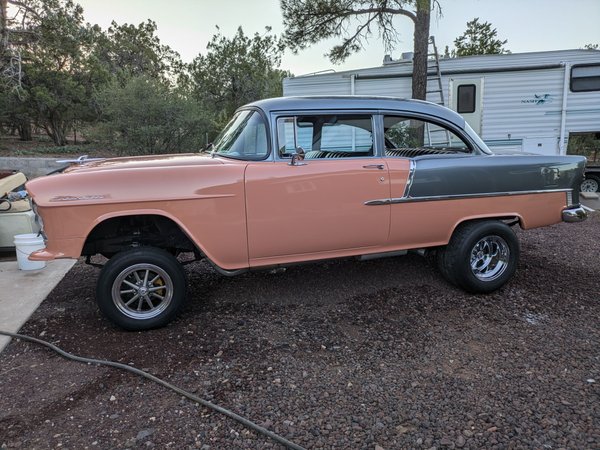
[245,95,466,128]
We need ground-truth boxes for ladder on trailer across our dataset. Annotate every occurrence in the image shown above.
[426,36,445,106]
[425,36,451,146]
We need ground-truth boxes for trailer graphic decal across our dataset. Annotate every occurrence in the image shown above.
[521,94,554,105]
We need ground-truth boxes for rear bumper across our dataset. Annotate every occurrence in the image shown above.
[562,204,590,223]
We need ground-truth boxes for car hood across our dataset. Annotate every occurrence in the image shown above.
[61,153,225,173]
[27,153,246,208]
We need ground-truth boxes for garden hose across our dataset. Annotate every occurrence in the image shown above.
[0,329,306,450]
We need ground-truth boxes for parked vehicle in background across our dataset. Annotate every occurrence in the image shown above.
[25,97,588,330]
[580,164,600,193]
[0,171,39,250]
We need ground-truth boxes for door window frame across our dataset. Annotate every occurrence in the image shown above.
[375,112,481,157]
[272,110,382,161]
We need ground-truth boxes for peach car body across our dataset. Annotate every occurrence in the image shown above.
[25,96,588,329]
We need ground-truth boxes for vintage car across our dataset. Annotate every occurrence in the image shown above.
[25,96,589,330]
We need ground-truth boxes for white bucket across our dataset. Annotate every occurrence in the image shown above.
[14,233,46,271]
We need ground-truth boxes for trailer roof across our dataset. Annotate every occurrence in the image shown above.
[286,49,600,80]
[246,95,466,128]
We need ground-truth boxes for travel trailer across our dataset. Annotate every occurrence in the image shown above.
[283,49,600,191]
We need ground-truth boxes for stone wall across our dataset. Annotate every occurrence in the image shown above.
[0,157,65,179]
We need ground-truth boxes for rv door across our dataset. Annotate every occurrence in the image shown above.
[449,78,484,135]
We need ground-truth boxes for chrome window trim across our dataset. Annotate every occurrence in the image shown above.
[365,188,573,206]
[402,160,417,198]
[378,110,484,155]
[272,111,379,162]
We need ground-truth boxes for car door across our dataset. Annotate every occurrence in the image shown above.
[245,112,391,265]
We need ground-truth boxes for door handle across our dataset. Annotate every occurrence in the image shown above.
[363,164,385,170]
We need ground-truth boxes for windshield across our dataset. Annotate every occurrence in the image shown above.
[212,110,269,160]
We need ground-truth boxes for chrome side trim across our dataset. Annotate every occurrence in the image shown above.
[363,164,385,170]
[364,199,392,206]
[402,160,417,198]
[365,188,572,206]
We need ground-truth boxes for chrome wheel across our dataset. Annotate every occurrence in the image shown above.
[470,235,510,281]
[111,263,173,320]
[580,178,599,193]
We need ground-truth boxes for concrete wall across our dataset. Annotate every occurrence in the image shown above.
[0,157,65,179]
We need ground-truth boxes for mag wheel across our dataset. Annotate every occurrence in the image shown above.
[96,247,187,330]
[438,221,519,293]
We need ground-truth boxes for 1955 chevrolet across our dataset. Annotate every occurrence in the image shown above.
[26,96,588,330]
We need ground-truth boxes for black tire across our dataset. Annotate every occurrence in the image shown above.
[580,174,600,193]
[437,221,519,294]
[96,247,187,330]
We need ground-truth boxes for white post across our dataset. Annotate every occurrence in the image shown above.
[559,62,570,155]
[350,74,356,151]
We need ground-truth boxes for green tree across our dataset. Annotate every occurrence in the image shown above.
[0,0,108,145]
[1,0,44,140]
[1,1,184,147]
[185,26,287,136]
[452,17,508,57]
[92,75,211,155]
[94,20,182,83]
[280,0,436,101]
[25,0,106,145]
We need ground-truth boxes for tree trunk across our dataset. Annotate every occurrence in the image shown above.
[411,0,431,101]
[44,115,68,146]
[17,120,32,141]
[0,0,7,54]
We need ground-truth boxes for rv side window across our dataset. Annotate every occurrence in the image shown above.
[457,84,476,113]
[571,64,600,92]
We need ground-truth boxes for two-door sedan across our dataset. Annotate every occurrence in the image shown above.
[26,96,588,330]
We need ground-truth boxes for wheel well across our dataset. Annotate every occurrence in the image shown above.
[81,215,197,257]
[452,216,522,236]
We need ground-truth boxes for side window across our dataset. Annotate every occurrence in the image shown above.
[277,114,374,159]
[571,64,600,92]
[383,116,471,157]
[457,84,476,113]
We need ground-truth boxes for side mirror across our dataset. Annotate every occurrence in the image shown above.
[289,146,307,166]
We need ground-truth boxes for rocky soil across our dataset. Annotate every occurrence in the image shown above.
[1,216,599,449]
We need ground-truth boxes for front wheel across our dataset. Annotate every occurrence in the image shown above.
[437,221,519,293]
[96,247,187,330]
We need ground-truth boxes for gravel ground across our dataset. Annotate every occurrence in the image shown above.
[1,216,599,450]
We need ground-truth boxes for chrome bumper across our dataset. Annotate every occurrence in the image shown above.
[562,204,591,223]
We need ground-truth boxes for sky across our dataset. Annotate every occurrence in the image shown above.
[74,0,600,75]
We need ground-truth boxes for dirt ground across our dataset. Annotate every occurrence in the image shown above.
[0,216,599,449]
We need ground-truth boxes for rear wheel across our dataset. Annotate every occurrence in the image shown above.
[96,247,187,330]
[437,221,519,293]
